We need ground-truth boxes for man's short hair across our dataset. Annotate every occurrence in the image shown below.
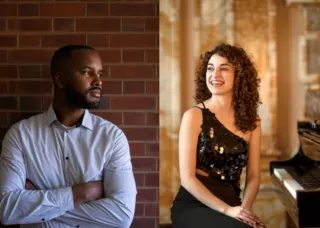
[50,45,96,78]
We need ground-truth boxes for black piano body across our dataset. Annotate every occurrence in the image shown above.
[270,121,320,228]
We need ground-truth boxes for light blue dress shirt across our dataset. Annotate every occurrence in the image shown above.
[0,105,137,228]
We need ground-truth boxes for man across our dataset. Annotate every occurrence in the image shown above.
[0,45,137,228]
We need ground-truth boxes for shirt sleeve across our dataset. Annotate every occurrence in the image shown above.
[0,126,74,225]
[52,128,137,228]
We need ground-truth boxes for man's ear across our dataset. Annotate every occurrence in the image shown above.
[54,72,66,89]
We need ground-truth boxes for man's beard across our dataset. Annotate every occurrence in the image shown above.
[64,84,101,109]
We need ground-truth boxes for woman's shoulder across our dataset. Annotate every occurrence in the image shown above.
[182,105,204,123]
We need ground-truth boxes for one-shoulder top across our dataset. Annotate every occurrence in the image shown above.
[195,102,249,197]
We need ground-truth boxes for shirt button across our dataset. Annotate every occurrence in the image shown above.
[66,157,69,160]
[42,218,45,221]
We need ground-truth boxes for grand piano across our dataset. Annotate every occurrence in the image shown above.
[270,120,320,228]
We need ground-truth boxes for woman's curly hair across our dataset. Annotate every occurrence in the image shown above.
[194,43,261,133]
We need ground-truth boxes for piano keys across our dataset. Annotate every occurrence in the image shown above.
[270,121,320,228]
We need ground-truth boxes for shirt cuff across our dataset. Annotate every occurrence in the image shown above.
[57,186,74,215]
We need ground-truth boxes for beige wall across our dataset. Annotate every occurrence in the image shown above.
[276,1,305,159]
[160,0,309,226]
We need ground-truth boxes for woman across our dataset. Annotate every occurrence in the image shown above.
[171,43,267,228]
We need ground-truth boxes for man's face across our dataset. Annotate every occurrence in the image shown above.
[64,49,104,109]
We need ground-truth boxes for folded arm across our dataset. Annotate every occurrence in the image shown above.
[53,129,137,228]
[0,126,75,225]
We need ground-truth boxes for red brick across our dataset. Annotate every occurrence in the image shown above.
[87,3,109,16]
[0,82,8,94]
[0,4,17,17]
[9,81,52,95]
[8,50,53,63]
[97,96,110,109]
[54,19,74,32]
[155,34,159,48]
[19,96,42,110]
[155,1,159,16]
[123,112,145,125]
[136,188,157,202]
[8,112,39,125]
[146,143,158,156]
[145,18,158,31]
[155,65,158,78]
[123,127,157,141]
[131,218,156,228]
[145,173,159,187]
[129,142,145,156]
[18,0,51,1]
[102,80,122,94]
[42,35,86,47]
[134,173,144,187]
[42,96,52,110]
[110,3,155,16]
[0,65,17,78]
[110,65,155,79]
[145,50,158,63]
[0,112,8,126]
[8,19,52,32]
[146,81,158,94]
[19,65,41,79]
[18,4,39,16]
[98,50,121,63]
[0,50,7,63]
[123,81,145,94]
[111,97,156,110]
[76,18,120,32]
[122,18,144,31]
[110,34,156,48]
[0,35,16,47]
[87,34,109,47]
[134,203,144,217]
[0,97,18,109]
[19,35,41,47]
[40,3,85,17]
[144,203,158,216]
[91,112,122,125]
[146,112,158,125]
[41,65,50,78]
[0,19,6,31]
[133,157,156,171]
[122,50,144,63]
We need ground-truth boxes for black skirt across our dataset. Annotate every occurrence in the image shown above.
[170,174,252,228]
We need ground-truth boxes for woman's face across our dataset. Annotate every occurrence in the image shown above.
[206,54,235,96]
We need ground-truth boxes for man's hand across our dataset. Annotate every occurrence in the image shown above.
[25,179,37,190]
[72,181,104,207]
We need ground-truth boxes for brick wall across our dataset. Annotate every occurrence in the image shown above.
[0,0,159,227]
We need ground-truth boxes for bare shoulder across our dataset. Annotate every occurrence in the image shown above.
[182,106,203,124]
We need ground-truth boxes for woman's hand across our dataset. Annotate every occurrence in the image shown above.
[225,206,267,228]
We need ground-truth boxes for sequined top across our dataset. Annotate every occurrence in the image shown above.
[195,104,249,197]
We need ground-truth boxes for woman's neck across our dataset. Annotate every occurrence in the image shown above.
[207,93,233,116]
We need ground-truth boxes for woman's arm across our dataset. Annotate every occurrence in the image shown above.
[241,122,261,210]
[179,108,230,213]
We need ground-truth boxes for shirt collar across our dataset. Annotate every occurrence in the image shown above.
[46,104,93,131]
